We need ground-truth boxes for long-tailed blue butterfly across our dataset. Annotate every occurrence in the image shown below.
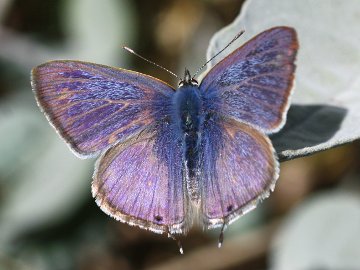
[31,26,298,253]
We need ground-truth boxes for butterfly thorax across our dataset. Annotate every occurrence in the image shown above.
[173,78,202,202]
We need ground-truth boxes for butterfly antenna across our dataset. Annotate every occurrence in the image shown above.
[192,30,245,79]
[123,46,180,80]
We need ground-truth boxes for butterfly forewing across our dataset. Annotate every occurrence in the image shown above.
[31,60,175,157]
[200,27,298,133]
[198,117,278,228]
[92,123,190,234]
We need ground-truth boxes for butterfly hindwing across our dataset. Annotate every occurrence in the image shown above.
[198,117,278,229]
[31,60,174,157]
[92,122,190,234]
[200,27,298,133]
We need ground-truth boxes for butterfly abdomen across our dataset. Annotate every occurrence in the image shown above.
[173,85,202,201]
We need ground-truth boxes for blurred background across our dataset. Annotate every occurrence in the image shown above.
[1,0,360,269]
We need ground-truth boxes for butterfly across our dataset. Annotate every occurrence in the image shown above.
[31,26,298,253]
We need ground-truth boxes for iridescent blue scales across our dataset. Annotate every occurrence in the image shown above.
[31,27,298,241]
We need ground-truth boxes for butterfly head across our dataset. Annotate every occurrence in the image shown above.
[178,69,198,87]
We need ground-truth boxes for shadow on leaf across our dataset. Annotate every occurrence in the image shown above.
[271,104,347,161]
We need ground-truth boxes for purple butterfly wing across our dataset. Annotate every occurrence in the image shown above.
[92,122,189,234]
[31,60,174,157]
[200,27,298,133]
[199,117,278,228]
